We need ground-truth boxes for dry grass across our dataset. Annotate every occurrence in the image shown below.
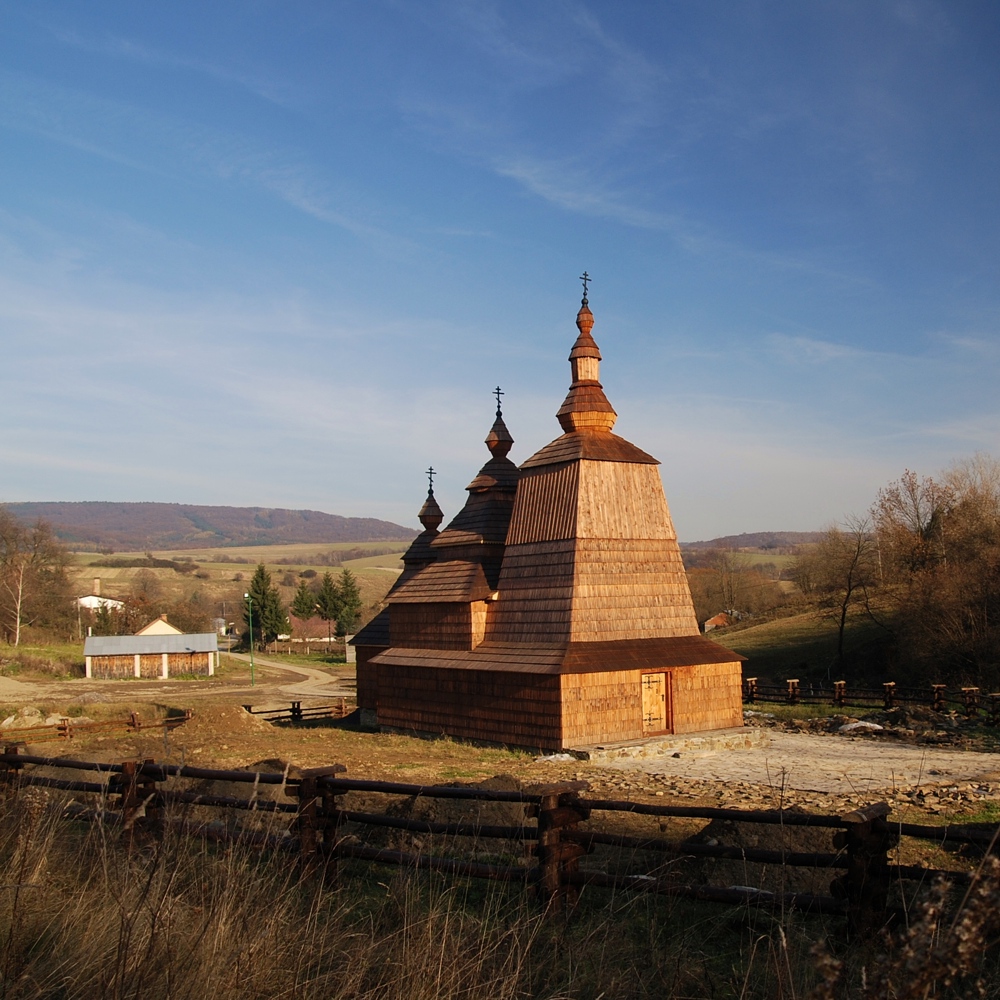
[2,782,1000,1000]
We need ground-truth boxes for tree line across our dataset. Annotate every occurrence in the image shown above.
[792,455,1000,686]
[242,564,363,648]
[0,507,73,645]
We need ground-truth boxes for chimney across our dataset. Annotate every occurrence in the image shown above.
[93,577,101,597]
[160,614,168,622]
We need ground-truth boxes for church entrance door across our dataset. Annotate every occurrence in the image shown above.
[641,672,671,734]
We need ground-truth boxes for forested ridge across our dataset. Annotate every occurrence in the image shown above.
[5,502,416,551]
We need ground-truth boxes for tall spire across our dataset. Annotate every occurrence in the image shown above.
[556,284,617,433]
[417,466,443,530]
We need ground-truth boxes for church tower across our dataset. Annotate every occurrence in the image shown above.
[359,283,744,749]
[488,290,699,644]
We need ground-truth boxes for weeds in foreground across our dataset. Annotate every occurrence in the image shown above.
[1,788,999,999]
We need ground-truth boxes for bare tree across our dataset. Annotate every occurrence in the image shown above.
[0,508,70,645]
[795,516,881,667]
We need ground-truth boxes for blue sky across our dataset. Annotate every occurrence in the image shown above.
[1,1,998,541]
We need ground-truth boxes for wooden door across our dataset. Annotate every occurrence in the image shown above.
[641,672,669,734]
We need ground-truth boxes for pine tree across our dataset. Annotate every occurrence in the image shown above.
[335,568,362,637]
[316,572,341,643]
[291,578,317,620]
[244,564,287,647]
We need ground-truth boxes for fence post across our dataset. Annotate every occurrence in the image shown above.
[528,781,591,911]
[882,682,896,711]
[296,776,319,869]
[291,702,303,722]
[743,677,757,704]
[0,745,22,798]
[119,759,162,847]
[786,679,799,705]
[962,688,980,718]
[988,694,1000,727]
[932,685,947,713]
[833,681,846,708]
[830,802,895,935]
[287,765,347,880]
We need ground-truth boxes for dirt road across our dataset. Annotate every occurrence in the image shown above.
[597,729,1000,796]
[225,653,355,700]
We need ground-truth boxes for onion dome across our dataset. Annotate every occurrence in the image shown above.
[556,295,617,433]
[417,478,444,531]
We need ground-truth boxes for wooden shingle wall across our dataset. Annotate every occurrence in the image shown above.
[390,603,476,650]
[671,661,744,733]
[560,670,643,745]
[568,538,699,640]
[505,463,579,545]
[575,461,677,540]
[355,647,379,710]
[375,665,564,748]
[486,539,577,642]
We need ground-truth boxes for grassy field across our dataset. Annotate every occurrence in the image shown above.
[713,611,889,682]
[66,541,406,623]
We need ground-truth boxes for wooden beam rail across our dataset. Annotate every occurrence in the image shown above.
[562,829,847,869]
[0,712,191,744]
[743,678,996,717]
[7,749,1000,933]
[331,808,535,841]
[579,798,849,827]
[560,870,849,916]
[317,775,553,803]
[243,700,349,722]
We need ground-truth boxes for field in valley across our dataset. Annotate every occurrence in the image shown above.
[66,540,408,625]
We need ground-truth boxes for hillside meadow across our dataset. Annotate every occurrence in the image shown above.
[66,541,408,629]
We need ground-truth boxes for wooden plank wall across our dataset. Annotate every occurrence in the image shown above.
[376,665,564,749]
[140,654,162,678]
[671,662,743,734]
[89,652,211,679]
[89,655,133,680]
[390,603,475,650]
[560,669,643,745]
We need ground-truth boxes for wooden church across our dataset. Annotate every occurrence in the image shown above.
[352,288,744,751]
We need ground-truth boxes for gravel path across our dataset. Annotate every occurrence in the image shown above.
[601,729,1000,795]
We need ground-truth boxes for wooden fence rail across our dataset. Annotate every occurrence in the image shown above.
[242,700,349,724]
[743,677,1000,721]
[0,710,192,744]
[1,748,997,932]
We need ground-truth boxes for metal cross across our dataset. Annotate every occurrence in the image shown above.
[493,385,504,416]
[579,271,591,303]
[426,466,435,491]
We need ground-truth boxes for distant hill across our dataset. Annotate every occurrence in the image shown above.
[680,531,824,550]
[6,502,417,551]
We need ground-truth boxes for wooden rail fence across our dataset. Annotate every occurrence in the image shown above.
[242,700,349,724]
[744,677,1000,722]
[0,710,192,744]
[1,748,997,932]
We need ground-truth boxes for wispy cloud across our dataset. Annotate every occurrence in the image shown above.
[0,71,419,257]
[52,28,300,109]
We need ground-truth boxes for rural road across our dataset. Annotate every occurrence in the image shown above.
[226,653,355,700]
[604,730,1000,795]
